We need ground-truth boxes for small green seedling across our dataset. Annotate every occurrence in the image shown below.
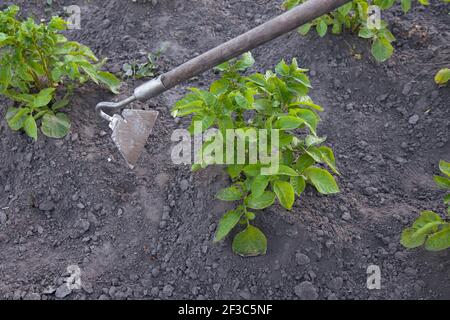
[0,6,121,140]
[172,53,340,256]
[122,52,160,80]
[435,68,450,86]
[283,0,432,62]
[401,161,450,251]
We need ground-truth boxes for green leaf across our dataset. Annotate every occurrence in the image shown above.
[52,98,70,111]
[247,191,276,210]
[401,211,443,249]
[41,113,71,138]
[439,160,450,177]
[216,186,244,201]
[295,153,315,173]
[273,181,295,210]
[24,115,38,140]
[172,100,204,117]
[305,135,326,147]
[316,19,328,38]
[275,60,290,76]
[401,0,411,13]
[295,108,319,131]
[0,62,12,92]
[92,71,121,94]
[6,107,29,131]
[210,79,229,95]
[245,211,256,221]
[283,0,301,10]
[298,23,312,35]
[444,194,450,205]
[434,176,450,189]
[424,227,450,251]
[226,164,244,179]
[319,146,340,175]
[214,210,244,242]
[243,164,261,177]
[275,116,305,130]
[275,165,299,176]
[304,167,340,194]
[291,176,306,196]
[235,52,255,71]
[232,225,267,257]
[32,88,56,108]
[251,175,270,199]
[435,68,450,86]
[358,27,374,39]
[371,37,394,63]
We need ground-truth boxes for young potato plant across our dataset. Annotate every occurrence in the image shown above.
[282,0,431,62]
[401,161,450,251]
[435,68,450,86]
[172,53,340,257]
[0,6,121,140]
[122,52,160,80]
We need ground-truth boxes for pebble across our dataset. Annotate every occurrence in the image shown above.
[295,253,311,266]
[402,82,412,95]
[0,211,7,224]
[24,292,41,300]
[213,284,221,294]
[39,200,55,212]
[162,284,174,297]
[342,212,352,221]
[239,289,251,300]
[180,179,190,192]
[294,281,318,300]
[408,115,419,125]
[55,284,72,299]
[328,277,344,291]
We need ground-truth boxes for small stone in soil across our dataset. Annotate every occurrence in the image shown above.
[295,253,311,266]
[0,211,7,224]
[294,281,318,300]
[408,115,419,125]
[55,284,72,299]
[39,200,55,212]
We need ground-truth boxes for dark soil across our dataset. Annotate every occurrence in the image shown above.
[0,0,449,300]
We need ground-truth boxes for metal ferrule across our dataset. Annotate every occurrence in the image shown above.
[133,76,167,102]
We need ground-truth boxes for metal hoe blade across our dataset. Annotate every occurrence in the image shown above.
[109,109,159,169]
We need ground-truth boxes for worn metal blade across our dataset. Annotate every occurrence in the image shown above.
[110,109,159,169]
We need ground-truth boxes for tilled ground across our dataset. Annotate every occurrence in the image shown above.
[0,0,449,300]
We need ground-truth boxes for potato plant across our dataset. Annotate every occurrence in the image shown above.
[172,53,340,256]
[401,161,450,251]
[0,6,121,140]
[282,0,432,62]
[435,68,450,86]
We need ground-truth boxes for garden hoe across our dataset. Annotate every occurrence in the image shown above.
[95,0,351,168]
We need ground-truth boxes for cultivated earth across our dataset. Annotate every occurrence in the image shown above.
[0,0,449,300]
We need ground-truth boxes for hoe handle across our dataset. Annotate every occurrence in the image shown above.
[161,0,351,90]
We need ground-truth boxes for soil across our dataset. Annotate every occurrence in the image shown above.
[0,0,449,300]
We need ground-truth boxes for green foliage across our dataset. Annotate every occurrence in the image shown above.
[0,6,121,140]
[172,53,340,256]
[435,68,450,86]
[122,52,160,80]
[282,0,433,62]
[401,161,450,251]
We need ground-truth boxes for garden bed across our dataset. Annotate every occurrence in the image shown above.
[0,0,449,300]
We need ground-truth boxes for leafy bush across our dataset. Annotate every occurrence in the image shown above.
[401,161,450,251]
[0,5,120,140]
[282,0,432,62]
[172,53,340,256]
